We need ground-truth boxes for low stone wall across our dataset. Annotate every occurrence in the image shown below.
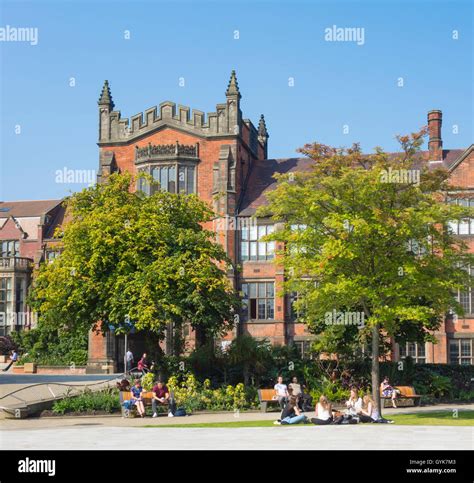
[12,365,87,375]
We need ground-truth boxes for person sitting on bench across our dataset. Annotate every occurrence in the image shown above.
[274,375,289,410]
[311,395,333,425]
[380,377,399,408]
[152,380,176,418]
[131,380,146,418]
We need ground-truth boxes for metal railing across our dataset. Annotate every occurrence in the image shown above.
[0,371,131,413]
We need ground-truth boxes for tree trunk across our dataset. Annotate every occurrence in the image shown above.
[371,323,381,417]
[243,364,249,387]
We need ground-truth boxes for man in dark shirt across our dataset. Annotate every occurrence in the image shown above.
[152,381,176,417]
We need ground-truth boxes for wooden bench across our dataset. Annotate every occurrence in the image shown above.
[120,391,156,417]
[258,389,280,412]
[381,385,421,408]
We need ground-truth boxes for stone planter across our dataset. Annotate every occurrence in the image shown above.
[0,355,6,363]
[24,362,37,373]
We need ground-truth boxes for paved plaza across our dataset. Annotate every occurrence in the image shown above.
[1,404,473,451]
[1,423,472,451]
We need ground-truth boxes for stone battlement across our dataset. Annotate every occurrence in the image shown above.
[97,72,261,146]
[100,100,241,144]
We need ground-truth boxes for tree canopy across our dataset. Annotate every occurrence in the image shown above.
[29,173,239,342]
[260,131,474,412]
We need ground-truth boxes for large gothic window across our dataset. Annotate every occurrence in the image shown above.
[135,142,199,196]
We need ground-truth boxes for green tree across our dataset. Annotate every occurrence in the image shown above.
[227,335,272,387]
[29,172,239,352]
[260,131,474,415]
[12,323,88,366]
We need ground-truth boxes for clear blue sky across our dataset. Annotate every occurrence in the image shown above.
[0,0,472,201]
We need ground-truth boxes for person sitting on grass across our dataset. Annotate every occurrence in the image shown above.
[300,383,314,412]
[311,395,333,425]
[131,380,146,418]
[274,375,289,410]
[380,376,399,408]
[274,395,307,425]
[152,380,176,418]
[358,395,394,424]
[345,386,363,417]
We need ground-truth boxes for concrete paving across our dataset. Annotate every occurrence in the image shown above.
[0,404,473,450]
[1,424,472,450]
[1,402,472,428]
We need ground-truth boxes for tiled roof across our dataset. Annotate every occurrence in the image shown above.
[0,199,63,218]
[442,149,466,169]
[238,148,468,216]
[238,157,313,216]
[43,204,69,239]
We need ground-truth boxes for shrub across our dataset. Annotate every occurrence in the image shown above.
[52,388,120,415]
[12,323,88,366]
[0,335,17,356]
[140,372,155,391]
[309,378,352,403]
[381,361,474,401]
[167,373,258,412]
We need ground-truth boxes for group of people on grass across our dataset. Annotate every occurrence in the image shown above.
[273,376,397,425]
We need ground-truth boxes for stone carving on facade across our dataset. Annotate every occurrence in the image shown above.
[135,142,199,162]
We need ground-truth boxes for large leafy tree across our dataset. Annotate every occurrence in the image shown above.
[29,173,239,349]
[261,131,474,414]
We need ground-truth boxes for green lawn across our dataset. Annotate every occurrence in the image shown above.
[144,410,474,428]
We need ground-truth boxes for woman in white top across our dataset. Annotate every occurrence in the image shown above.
[345,387,363,416]
[359,395,394,423]
[311,395,333,425]
[358,395,379,422]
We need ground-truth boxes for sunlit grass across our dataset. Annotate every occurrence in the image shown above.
[144,410,474,428]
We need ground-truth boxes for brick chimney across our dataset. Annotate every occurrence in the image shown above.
[428,110,443,161]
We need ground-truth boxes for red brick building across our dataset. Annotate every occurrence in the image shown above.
[0,200,65,335]
[3,72,472,371]
[86,72,474,372]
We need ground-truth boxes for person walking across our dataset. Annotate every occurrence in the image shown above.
[3,349,18,372]
[125,349,134,373]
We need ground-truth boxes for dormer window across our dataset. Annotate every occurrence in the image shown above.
[1,240,19,257]
[136,142,198,195]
